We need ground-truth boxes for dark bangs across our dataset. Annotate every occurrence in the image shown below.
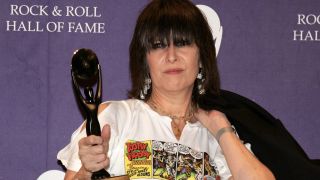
[138,0,200,51]
[129,0,220,101]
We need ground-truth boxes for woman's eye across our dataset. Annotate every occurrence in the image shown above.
[175,40,189,47]
[152,41,167,49]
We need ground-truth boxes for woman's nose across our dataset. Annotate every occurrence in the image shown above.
[166,45,177,63]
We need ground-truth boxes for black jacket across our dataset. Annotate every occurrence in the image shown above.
[212,90,320,179]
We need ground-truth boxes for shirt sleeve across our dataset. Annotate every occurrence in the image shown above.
[57,122,86,172]
[56,101,113,172]
[213,142,232,180]
[56,100,133,173]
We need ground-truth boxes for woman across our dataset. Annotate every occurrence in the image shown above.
[58,0,275,179]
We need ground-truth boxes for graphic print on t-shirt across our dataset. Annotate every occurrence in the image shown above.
[124,140,220,179]
[152,141,177,179]
[203,152,220,179]
[124,140,153,178]
[176,144,203,179]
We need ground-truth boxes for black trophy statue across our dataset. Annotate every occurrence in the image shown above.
[71,48,110,179]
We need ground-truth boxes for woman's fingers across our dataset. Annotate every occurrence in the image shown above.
[79,135,103,147]
[101,124,111,142]
[81,153,109,172]
[78,139,109,172]
[195,109,231,134]
[78,124,112,173]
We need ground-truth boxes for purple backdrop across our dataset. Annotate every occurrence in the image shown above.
[0,0,319,179]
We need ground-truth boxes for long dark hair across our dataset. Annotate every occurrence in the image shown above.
[128,0,221,108]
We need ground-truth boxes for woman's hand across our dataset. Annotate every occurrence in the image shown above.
[78,124,111,175]
[194,108,231,135]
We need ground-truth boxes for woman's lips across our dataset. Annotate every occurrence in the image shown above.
[164,68,184,74]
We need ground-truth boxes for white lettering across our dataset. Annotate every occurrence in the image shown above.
[75,23,83,32]
[17,21,26,31]
[6,21,17,31]
[297,14,305,25]
[46,22,64,32]
[68,22,105,33]
[56,22,65,32]
[18,5,29,15]
[293,30,303,41]
[68,22,75,32]
[92,7,101,17]
[66,6,74,17]
[297,14,320,25]
[10,5,19,15]
[74,6,86,17]
[9,5,48,16]
[46,22,57,32]
[97,23,105,33]
[6,21,44,32]
[305,31,313,40]
[315,30,320,41]
[65,6,101,17]
[31,5,48,16]
[306,14,317,25]
[293,30,320,41]
[7,5,103,33]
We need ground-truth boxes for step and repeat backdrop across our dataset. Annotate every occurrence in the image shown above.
[1,0,319,179]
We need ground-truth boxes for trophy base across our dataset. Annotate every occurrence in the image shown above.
[91,169,111,180]
[107,175,130,180]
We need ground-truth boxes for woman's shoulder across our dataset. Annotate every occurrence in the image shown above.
[97,99,145,126]
[98,99,143,114]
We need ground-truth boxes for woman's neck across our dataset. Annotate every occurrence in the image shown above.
[148,88,192,117]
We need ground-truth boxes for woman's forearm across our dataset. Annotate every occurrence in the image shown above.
[218,131,275,180]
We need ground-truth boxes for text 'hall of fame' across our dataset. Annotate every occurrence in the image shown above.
[6,5,105,33]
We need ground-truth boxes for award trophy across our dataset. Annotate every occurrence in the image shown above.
[71,48,111,179]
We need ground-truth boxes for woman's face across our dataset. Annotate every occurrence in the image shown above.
[146,39,200,95]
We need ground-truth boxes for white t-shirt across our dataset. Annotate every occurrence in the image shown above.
[58,99,249,179]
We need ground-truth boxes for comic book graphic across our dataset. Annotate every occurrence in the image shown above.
[176,144,203,180]
[124,140,221,179]
[124,140,153,179]
[152,141,178,180]
[203,152,220,180]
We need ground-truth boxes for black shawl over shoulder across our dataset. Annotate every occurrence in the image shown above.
[200,89,320,179]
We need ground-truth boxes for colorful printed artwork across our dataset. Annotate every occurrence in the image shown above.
[124,140,220,179]
[124,140,153,178]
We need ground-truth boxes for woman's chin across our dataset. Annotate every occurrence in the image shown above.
[161,86,193,94]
